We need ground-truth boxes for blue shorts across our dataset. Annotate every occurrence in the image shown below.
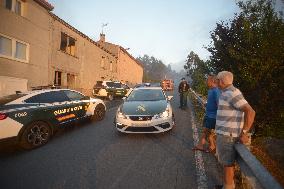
[203,116,216,130]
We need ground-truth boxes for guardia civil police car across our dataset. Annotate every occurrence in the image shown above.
[0,89,106,149]
[114,87,175,133]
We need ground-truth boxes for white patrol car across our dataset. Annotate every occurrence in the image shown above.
[0,89,106,149]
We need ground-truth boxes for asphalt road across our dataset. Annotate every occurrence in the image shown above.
[0,90,222,189]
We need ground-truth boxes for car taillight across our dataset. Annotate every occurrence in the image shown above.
[0,113,7,120]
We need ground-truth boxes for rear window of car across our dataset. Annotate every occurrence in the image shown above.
[106,82,121,88]
[95,81,103,87]
[0,94,27,105]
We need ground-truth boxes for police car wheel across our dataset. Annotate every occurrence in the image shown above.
[108,94,114,101]
[19,121,51,149]
[92,104,106,121]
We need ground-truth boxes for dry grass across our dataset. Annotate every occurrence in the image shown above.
[251,138,284,187]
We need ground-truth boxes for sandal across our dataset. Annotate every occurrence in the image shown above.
[192,146,209,153]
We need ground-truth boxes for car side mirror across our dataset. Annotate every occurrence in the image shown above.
[167,96,173,101]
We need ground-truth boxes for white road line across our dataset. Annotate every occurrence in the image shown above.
[191,111,208,189]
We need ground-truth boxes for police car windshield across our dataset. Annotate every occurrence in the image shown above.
[127,89,166,101]
[0,94,27,105]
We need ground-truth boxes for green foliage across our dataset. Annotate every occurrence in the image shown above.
[184,51,211,96]
[137,55,178,82]
[206,0,284,137]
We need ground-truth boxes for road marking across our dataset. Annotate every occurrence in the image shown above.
[190,111,208,189]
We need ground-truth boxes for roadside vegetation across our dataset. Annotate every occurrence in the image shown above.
[184,0,284,186]
[136,55,182,82]
[184,0,284,139]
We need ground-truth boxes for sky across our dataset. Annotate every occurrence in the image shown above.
[48,0,241,71]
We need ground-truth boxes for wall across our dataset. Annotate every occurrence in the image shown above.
[0,0,50,89]
[50,16,118,96]
[117,48,143,86]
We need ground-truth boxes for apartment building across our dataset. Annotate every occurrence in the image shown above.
[97,34,143,86]
[0,0,52,96]
[0,0,143,96]
[49,13,118,95]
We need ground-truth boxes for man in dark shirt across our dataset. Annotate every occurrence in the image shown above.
[178,78,190,109]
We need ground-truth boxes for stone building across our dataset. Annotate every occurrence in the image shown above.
[49,13,118,95]
[0,0,52,96]
[97,34,143,86]
[0,0,143,96]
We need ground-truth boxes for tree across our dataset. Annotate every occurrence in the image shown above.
[207,0,284,137]
[137,55,177,82]
[184,51,211,96]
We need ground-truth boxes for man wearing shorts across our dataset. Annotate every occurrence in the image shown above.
[192,75,220,153]
[214,71,255,189]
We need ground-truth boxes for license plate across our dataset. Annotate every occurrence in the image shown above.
[132,122,148,127]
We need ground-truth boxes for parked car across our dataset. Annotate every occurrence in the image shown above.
[0,89,106,149]
[133,83,151,88]
[93,81,129,100]
[114,87,175,133]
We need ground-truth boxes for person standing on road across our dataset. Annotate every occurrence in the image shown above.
[192,75,220,153]
[178,78,190,109]
[214,71,255,189]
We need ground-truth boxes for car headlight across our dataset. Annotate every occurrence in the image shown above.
[117,107,127,119]
[154,107,170,119]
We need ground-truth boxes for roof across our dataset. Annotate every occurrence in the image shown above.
[119,46,143,68]
[34,0,54,11]
[101,41,143,68]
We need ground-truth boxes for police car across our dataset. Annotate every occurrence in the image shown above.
[0,89,106,149]
[114,87,175,133]
[93,81,129,100]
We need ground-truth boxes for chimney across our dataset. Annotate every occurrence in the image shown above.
[99,33,105,43]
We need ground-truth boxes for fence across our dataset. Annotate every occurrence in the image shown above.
[189,88,283,189]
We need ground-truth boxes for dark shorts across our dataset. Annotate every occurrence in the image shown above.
[203,116,216,130]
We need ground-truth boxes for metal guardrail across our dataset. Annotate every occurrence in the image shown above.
[189,88,283,189]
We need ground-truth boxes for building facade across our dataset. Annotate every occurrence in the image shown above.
[49,13,118,95]
[0,0,52,91]
[97,34,143,87]
[0,0,143,96]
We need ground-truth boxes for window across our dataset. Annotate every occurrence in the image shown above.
[0,36,12,57]
[60,32,76,56]
[0,33,29,62]
[15,41,26,60]
[25,91,69,103]
[5,0,23,16]
[60,33,67,52]
[101,56,105,68]
[64,90,85,101]
[54,71,62,86]
[110,61,113,71]
[15,0,22,15]
[5,0,12,10]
